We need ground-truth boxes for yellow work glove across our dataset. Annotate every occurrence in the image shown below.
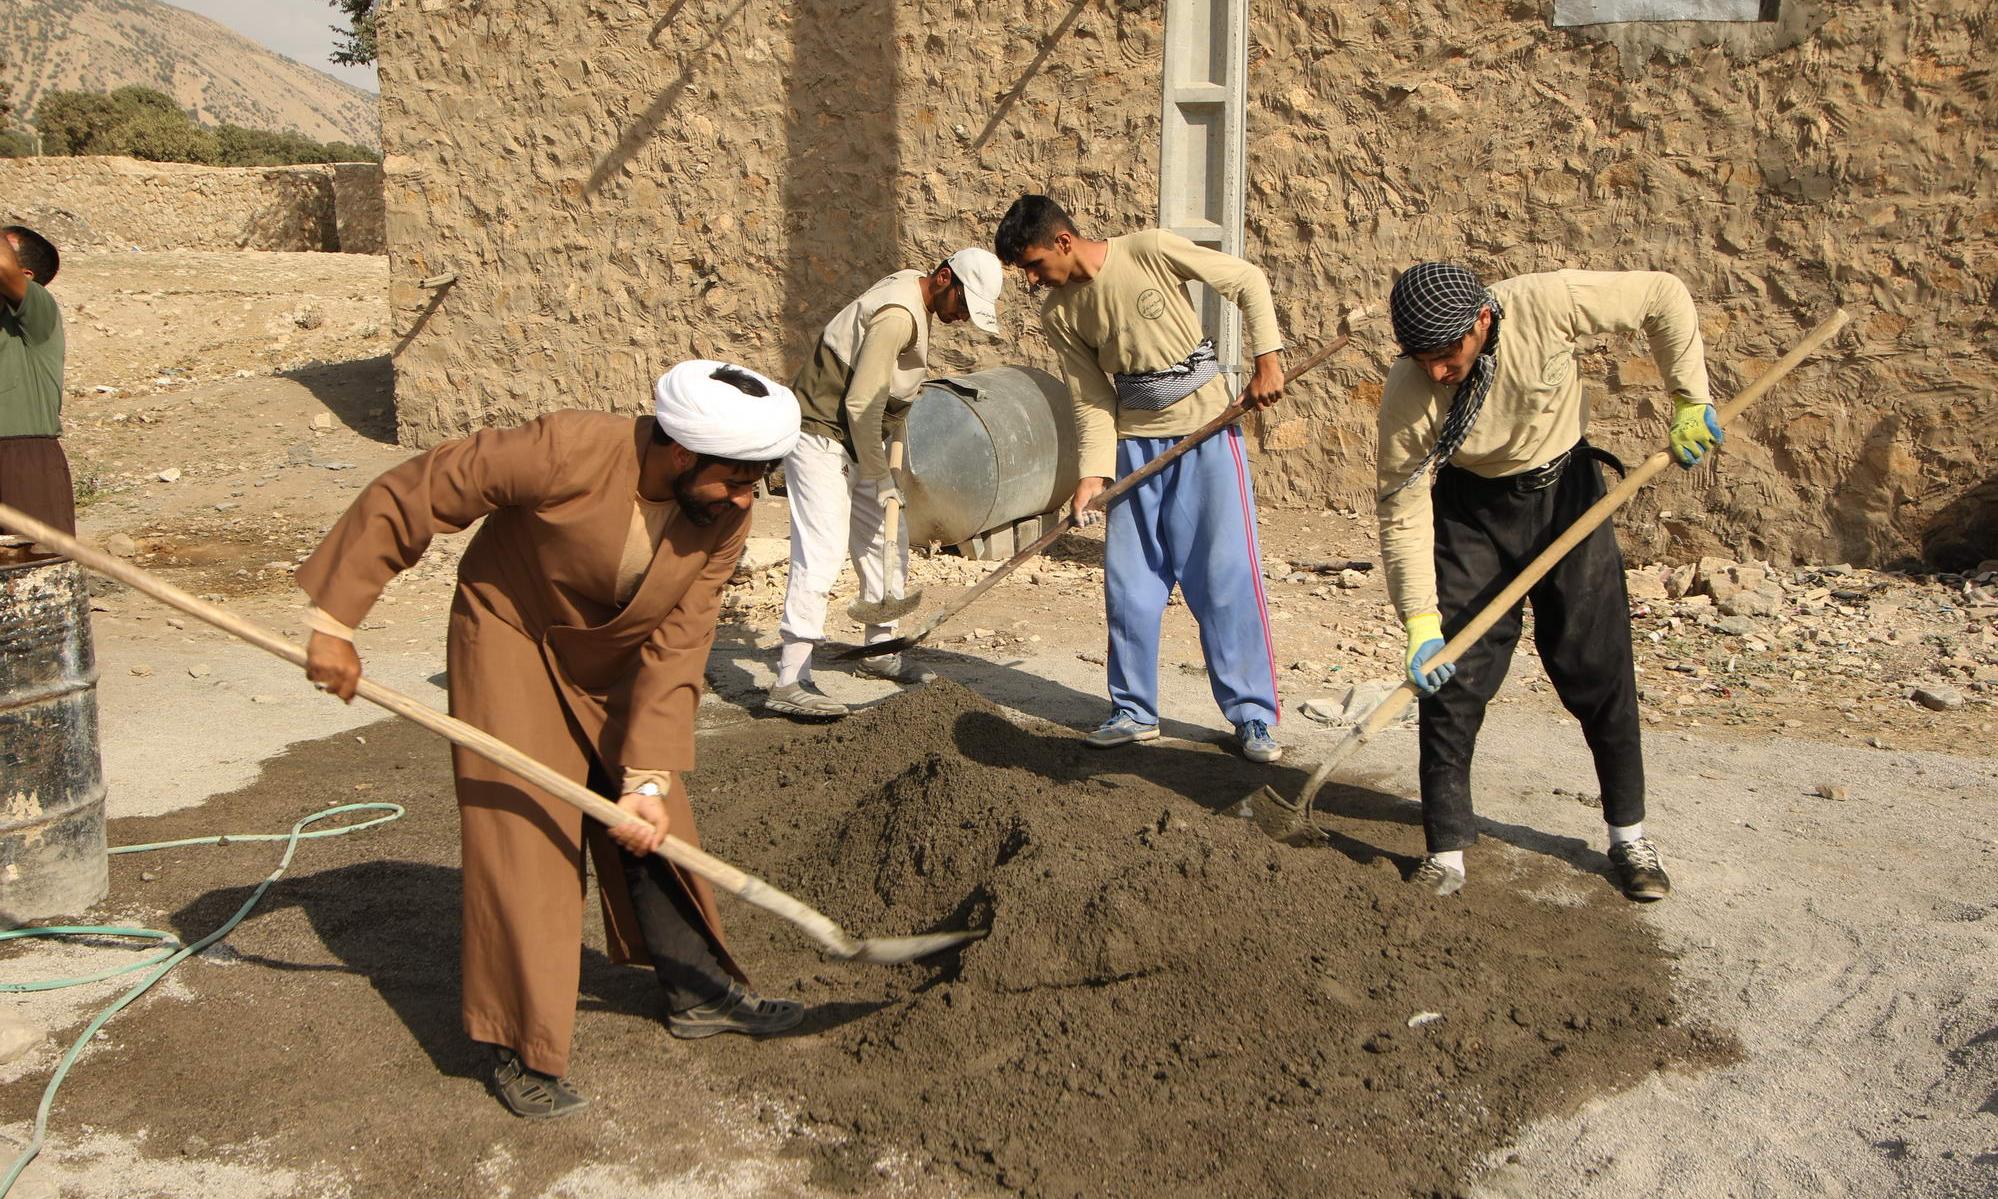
[1403,612,1456,696]
[1667,396,1724,468]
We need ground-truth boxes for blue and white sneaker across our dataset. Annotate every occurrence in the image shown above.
[1084,711,1159,748]
[1235,719,1281,764]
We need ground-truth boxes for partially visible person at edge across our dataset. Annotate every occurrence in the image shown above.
[1376,261,1725,903]
[765,247,1006,721]
[993,194,1287,765]
[0,224,72,535]
[297,361,808,1120]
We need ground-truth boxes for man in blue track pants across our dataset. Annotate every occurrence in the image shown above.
[995,195,1287,763]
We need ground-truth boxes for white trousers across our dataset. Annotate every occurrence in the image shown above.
[779,432,910,671]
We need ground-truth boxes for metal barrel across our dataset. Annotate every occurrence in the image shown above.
[0,541,108,927]
[900,365,1080,553]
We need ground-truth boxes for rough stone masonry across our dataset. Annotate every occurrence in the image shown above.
[372,0,1996,571]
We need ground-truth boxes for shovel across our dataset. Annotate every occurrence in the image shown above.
[834,335,1350,660]
[0,504,984,966]
[846,436,921,626]
[1244,308,1852,839]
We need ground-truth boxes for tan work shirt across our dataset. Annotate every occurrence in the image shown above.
[1376,270,1713,619]
[1039,230,1283,480]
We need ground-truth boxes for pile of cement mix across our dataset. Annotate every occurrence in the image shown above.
[693,682,1729,1197]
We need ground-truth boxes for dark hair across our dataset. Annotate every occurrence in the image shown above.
[709,363,768,397]
[3,226,59,285]
[994,195,1078,266]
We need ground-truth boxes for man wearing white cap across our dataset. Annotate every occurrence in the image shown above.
[298,361,807,1120]
[767,248,1004,719]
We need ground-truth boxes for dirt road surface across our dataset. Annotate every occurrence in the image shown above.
[0,252,1992,1198]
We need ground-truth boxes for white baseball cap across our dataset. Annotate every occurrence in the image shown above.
[946,247,1004,335]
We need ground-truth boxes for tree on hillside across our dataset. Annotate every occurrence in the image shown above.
[329,0,378,66]
[33,86,380,165]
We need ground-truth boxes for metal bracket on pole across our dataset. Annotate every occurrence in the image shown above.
[1158,0,1249,372]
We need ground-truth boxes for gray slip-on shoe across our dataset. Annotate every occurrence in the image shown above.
[763,681,850,721]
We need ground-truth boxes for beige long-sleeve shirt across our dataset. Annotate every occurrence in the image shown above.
[841,306,918,484]
[792,271,928,484]
[1376,270,1713,619]
[1040,230,1284,480]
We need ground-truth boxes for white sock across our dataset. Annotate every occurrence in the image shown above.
[776,639,814,688]
[1608,822,1645,847]
[1432,849,1465,874]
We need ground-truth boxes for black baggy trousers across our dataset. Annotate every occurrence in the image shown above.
[1417,444,1645,853]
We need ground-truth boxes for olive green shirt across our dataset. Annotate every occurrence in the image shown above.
[0,280,65,439]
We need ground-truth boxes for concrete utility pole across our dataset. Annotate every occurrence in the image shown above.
[1157,0,1249,373]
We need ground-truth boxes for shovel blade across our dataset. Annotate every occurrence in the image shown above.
[838,928,987,964]
[1228,785,1325,846]
[832,634,918,661]
[846,588,925,626]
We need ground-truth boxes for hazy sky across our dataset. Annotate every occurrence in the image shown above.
[160,0,379,93]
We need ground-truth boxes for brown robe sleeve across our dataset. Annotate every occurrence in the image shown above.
[296,415,571,628]
[605,511,748,776]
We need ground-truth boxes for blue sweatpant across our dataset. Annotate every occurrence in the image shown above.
[1103,424,1280,729]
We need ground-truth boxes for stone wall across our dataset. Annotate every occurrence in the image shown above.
[375,0,1997,569]
[0,156,386,255]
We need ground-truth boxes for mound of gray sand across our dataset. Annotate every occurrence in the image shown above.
[692,682,1732,1197]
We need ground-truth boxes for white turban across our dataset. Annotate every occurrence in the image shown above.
[652,359,801,461]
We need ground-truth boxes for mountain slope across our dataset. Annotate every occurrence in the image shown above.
[2,0,378,149]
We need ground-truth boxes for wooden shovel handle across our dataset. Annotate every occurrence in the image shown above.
[882,437,904,548]
[0,504,866,959]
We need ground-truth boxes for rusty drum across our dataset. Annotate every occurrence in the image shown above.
[0,540,108,926]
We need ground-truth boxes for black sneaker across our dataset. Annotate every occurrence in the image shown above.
[1408,855,1465,897]
[668,983,805,1040]
[1608,838,1672,902]
[489,1046,590,1119]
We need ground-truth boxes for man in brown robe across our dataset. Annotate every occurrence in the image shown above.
[299,360,805,1119]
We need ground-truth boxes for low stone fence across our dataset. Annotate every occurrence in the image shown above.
[0,156,384,254]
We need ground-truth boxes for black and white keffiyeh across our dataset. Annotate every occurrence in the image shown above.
[1382,263,1504,498]
[1114,338,1220,411]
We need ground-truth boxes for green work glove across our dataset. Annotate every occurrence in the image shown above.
[1404,612,1456,696]
[1668,397,1724,468]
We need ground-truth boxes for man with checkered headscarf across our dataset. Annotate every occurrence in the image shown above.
[1375,262,1726,903]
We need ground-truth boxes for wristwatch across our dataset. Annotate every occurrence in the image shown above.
[631,781,663,798]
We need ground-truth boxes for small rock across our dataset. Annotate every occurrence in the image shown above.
[310,413,333,431]
[1076,651,1106,665]
[156,468,181,483]
[1715,615,1758,637]
[1406,1011,1444,1028]
[188,664,212,679]
[250,694,277,704]
[319,461,355,471]
[1290,660,1325,674]
[1815,783,1849,801]
[971,627,995,639]
[1718,589,1781,618]
[1625,568,1670,603]
[1335,569,1368,590]
[0,1015,45,1064]
[140,870,158,882]
[105,532,138,558]
[1299,697,1341,723]
[1911,685,1964,712]
[129,663,154,677]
